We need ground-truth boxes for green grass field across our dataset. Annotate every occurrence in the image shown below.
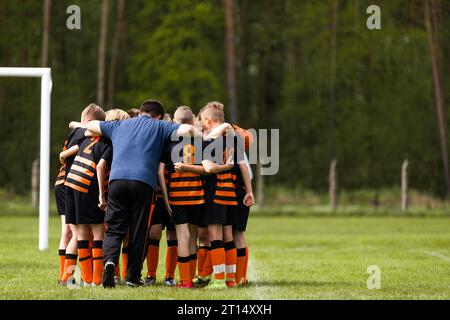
[0,215,450,300]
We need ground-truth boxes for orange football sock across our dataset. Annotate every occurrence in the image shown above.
[197,246,208,276]
[189,253,197,280]
[200,248,213,278]
[121,247,128,280]
[58,249,66,281]
[62,253,78,282]
[78,240,93,284]
[165,240,178,279]
[92,241,103,286]
[177,256,191,282]
[224,241,237,283]
[235,247,246,284]
[210,240,225,280]
[146,239,160,277]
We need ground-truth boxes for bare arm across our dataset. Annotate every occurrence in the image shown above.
[86,120,102,136]
[59,145,79,164]
[157,163,172,216]
[69,121,84,129]
[239,162,255,207]
[204,123,234,140]
[97,159,107,211]
[174,163,207,175]
[176,124,202,137]
[202,160,234,174]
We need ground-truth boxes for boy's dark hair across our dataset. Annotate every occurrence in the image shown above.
[140,100,165,119]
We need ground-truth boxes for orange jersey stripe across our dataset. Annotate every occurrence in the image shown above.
[169,190,205,197]
[215,190,236,197]
[170,180,203,188]
[217,182,234,188]
[70,164,95,178]
[171,172,199,178]
[169,199,205,206]
[214,199,238,206]
[64,181,88,193]
[67,173,91,186]
[74,156,97,169]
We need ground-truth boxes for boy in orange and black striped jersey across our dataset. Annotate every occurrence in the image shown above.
[55,128,87,284]
[228,132,255,286]
[62,104,109,286]
[59,104,107,285]
[165,106,205,288]
[177,102,236,289]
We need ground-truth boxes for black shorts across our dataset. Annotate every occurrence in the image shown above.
[232,191,250,231]
[204,202,236,226]
[151,197,175,231]
[55,185,65,216]
[65,186,105,225]
[233,191,250,231]
[172,204,204,226]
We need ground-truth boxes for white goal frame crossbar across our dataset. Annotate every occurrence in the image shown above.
[0,68,52,251]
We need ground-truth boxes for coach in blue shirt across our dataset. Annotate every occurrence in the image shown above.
[86,100,200,287]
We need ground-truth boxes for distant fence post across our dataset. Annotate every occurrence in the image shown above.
[329,159,338,211]
[401,160,409,211]
[32,159,39,208]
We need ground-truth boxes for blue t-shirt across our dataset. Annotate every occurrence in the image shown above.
[99,115,180,189]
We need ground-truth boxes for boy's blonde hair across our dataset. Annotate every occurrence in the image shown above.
[174,106,194,125]
[200,101,224,123]
[105,109,130,121]
[81,103,105,121]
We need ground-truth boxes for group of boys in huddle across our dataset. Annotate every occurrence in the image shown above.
[55,100,255,289]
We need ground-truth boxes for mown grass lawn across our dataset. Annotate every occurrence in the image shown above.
[0,215,449,299]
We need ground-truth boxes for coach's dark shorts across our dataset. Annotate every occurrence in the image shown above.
[55,185,65,216]
[151,197,175,231]
[204,202,236,226]
[172,204,204,226]
[233,191,250,231]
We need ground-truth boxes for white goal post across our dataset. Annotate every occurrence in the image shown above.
[0,67,52,251]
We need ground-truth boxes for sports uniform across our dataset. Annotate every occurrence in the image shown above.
[54,128,86,216]
[167,137,205,226]
[64,136,112,225]
[202,136,238,226]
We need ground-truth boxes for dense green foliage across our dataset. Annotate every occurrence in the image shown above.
[1,0,450,196]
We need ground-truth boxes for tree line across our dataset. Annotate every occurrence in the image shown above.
[1,0,450,199]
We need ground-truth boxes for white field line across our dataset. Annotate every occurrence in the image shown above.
[423,251,450,263]
[247,255,269,300]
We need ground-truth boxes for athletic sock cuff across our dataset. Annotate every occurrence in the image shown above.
[189,253,197,261]
[77,240,90,249]
[199,246,209,250]
[122,247,128,254]
[148,238,160,247]
[93,240,103,249]
[178,256,190,263]
[210,240,224,250]
[237,248,246,257]
[59,249,66,256]
[66,254,78,260]
[167,240,178,247]
[224,241,236,251]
